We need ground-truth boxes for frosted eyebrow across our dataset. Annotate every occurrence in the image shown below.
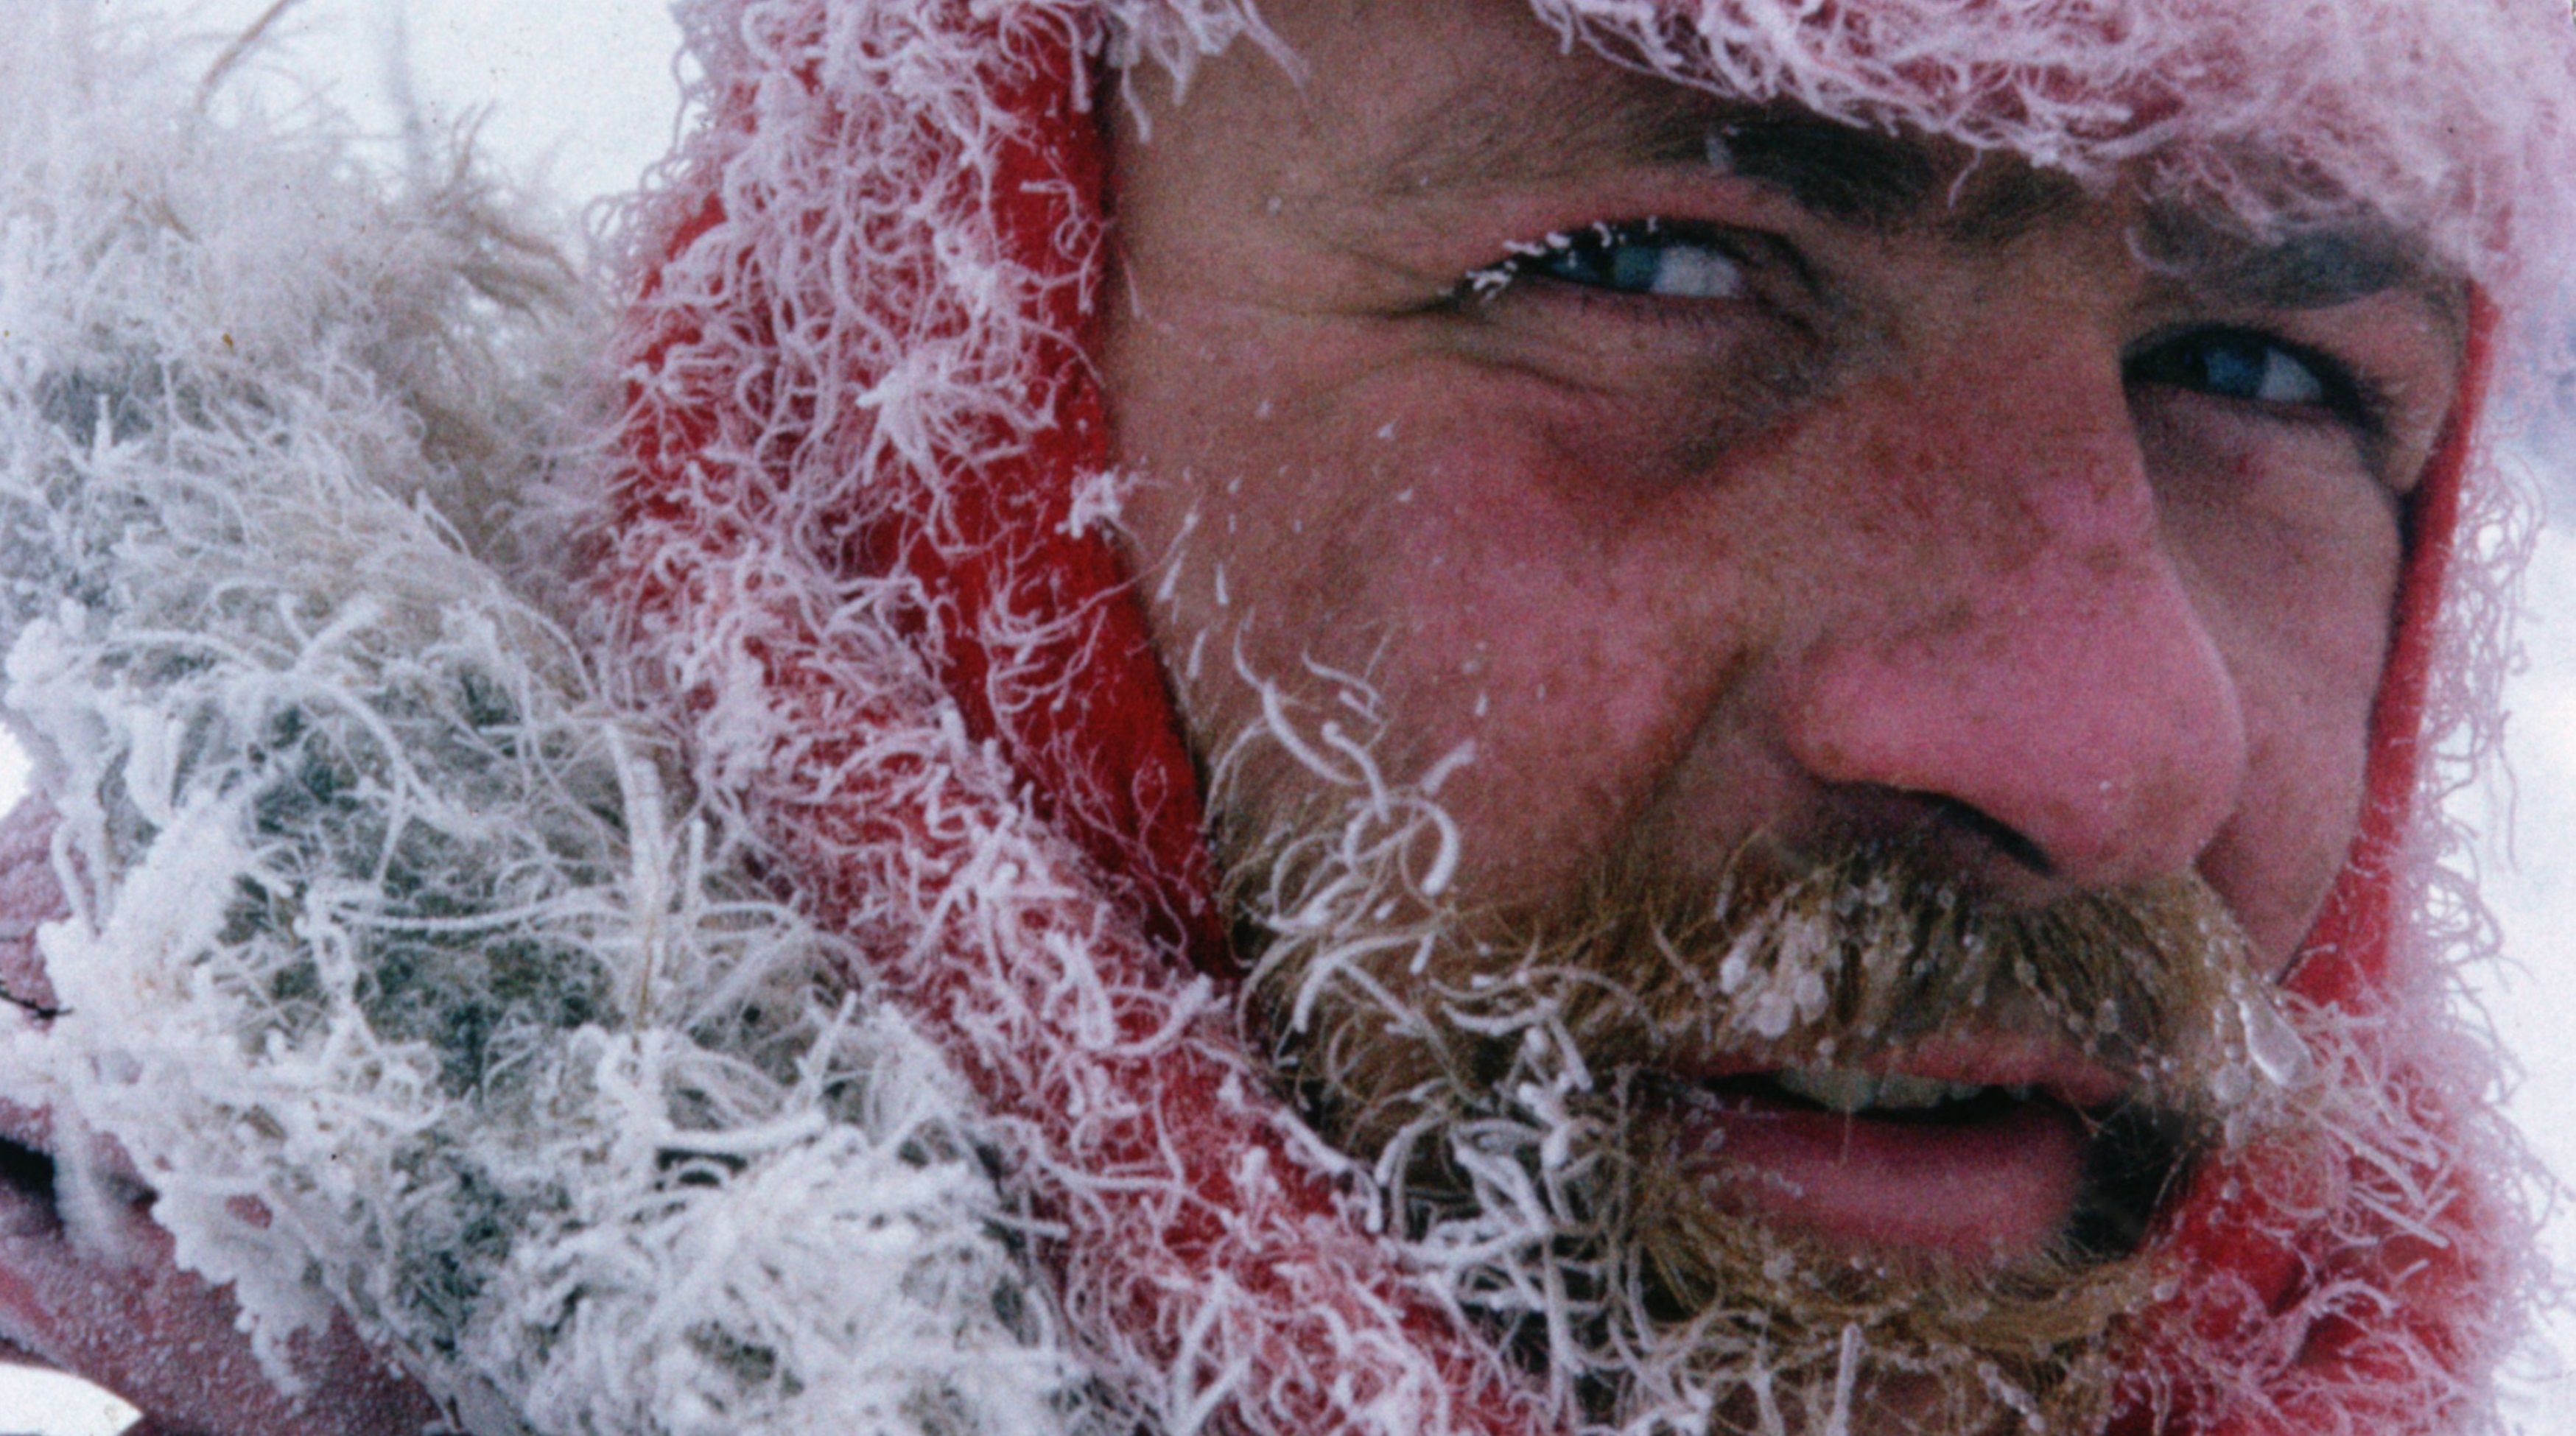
[1715,116,2105,242]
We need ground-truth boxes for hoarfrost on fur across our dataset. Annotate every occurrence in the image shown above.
[0,13,1084,1435]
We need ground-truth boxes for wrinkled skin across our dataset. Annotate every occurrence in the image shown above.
[1103,0,2466,1425]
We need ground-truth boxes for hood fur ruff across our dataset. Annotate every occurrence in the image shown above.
[0,4,2568,1436]
[0,13,1090,1436]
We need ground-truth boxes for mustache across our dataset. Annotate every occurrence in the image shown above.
[1207,714,2356,1436]
[1248,838,2309,1158]
[1545,844,2296,1099]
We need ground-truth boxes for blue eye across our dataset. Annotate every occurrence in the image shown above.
[1469,221,1747,302]
[2128,331,2336,409]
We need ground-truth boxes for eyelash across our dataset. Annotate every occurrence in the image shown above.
[2124,328,2386,437]
[1459,218,1758,308]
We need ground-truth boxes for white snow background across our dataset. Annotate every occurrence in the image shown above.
[0,1,2569,1433]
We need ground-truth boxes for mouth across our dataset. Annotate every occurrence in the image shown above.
[1649,1045,2188,1265]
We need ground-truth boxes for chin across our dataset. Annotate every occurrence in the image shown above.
[1282,1016,2207,1436]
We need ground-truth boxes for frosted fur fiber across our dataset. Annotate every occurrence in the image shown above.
[0,12,1087,1436]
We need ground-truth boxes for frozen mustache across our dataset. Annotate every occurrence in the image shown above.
[1576,847,2315,1116]
[1252,840,2316,1194]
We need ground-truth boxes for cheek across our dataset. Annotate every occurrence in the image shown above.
[1369,412,1805,894]
[2146,406,2404,962]
[1172,394,1775,898]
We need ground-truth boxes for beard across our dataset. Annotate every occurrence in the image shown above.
[1210,710,2320,1436]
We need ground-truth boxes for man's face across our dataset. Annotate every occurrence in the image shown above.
[1101,0,2463,1426]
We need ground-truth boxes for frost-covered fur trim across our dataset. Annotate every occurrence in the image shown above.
[0,14,1089,1436]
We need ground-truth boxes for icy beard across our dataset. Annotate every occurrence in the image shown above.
[1212,722,2317,1436]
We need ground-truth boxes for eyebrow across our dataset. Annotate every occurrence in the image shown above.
[1370,72,2069,239]
[1366,67,2449,313]
[2135,208,2454,314]
[1710,113,1945,229]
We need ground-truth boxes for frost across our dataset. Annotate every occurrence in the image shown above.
[0,15,1082,1434]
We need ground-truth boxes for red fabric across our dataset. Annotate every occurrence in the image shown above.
[600,12,2504,1436]
[2289,296,2498,1014]
[892,56,1228,971]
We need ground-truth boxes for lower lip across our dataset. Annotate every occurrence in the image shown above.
[1663,1085,2090,1261]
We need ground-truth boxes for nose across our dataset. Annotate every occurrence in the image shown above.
[1780,337,2249,895]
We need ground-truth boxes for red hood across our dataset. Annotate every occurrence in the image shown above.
[594,5,2530,1433]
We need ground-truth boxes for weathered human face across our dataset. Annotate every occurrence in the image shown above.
[1101,0,2464,1426]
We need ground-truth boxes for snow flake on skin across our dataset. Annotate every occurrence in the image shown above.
[1063,467,1136,538]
